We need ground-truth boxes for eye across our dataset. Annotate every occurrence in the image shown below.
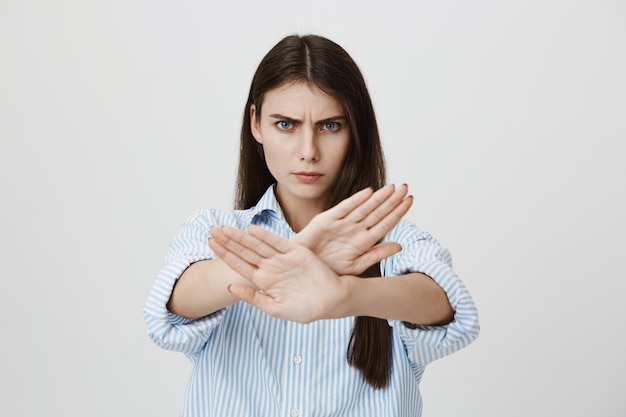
[276,120,293,130]
[322,121,340,132]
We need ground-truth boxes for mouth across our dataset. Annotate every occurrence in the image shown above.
[294,172,323,184]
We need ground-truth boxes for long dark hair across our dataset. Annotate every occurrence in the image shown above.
[235,34,391,389]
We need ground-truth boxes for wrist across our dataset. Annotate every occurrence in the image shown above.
[331,275,364,319]
[293,229,316,253]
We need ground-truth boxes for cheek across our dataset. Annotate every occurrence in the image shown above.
[260,142,285,172]
[332,137,351,163]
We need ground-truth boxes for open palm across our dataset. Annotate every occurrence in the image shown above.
[209,225,351,323]
[295,184,412,275]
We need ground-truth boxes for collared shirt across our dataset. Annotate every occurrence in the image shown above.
[144,185,479,417]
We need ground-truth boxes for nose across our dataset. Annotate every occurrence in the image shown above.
[299,129,319,162]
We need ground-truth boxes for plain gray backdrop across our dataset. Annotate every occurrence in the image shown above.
[1,0,625,416]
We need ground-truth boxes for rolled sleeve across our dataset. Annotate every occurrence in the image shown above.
[382,220,480,365]
[143,210,238,359]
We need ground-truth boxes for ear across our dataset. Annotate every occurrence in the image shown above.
[250,104,262,144]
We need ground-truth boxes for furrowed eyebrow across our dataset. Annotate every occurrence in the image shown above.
[315,116,346,126]
[268,114,346,125]
[269,114,301,124]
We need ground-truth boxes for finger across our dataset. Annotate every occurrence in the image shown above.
[353,242,402,273]
[363,184,409,227]
[360,184,409,228]
[322,187,373,219]
[347,184,397,223]
[367,195,413,237]
[219,226,278,259]
[227,283,262,303]
[228,284,278,316]
[208,237,258,279]
[210,227,269,267]
[247,224,296,254]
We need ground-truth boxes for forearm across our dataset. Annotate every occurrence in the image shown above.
[341,273,455,326]
[167,259,251,319]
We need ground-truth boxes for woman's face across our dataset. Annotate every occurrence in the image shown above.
[251,81,350,215]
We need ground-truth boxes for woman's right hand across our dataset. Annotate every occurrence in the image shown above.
[294,184,413,276]
[208,225,355,324]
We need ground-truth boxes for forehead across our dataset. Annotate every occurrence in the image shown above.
[261,81,344,116]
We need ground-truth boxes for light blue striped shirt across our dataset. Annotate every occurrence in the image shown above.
[144,185,479,417]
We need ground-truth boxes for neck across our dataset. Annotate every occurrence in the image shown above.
[283,204,319,233]
[275,189,327,233]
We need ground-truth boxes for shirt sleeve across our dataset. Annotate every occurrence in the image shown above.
[381,220,480,365]
[143,209,237,360]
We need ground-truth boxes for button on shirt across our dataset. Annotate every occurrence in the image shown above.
[144,185,480,417]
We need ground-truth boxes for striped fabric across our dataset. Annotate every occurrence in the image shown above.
[144,185,479,417]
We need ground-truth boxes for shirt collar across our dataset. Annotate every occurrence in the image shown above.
[250,184,287,221]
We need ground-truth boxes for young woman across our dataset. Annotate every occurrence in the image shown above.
[144,34,479,417]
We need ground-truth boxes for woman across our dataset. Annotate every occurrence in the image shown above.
[144,34,479,417]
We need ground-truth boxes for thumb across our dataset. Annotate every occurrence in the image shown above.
[228,284,275,313]
[355,242,402,272]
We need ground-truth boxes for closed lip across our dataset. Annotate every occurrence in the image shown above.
[294,171,323,176]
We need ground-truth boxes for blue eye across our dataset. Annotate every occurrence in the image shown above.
[277,121,293,130]
[323,121,340,131]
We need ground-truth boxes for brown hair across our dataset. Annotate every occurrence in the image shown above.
[235,34,391,389]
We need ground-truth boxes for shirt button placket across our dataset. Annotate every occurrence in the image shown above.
[284,322,306,417]
[288,354,302,416]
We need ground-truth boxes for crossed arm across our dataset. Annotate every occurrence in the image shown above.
[167,185,454,325]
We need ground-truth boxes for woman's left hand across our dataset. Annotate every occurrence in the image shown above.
[208,225,353,323]
[295,184,412,276]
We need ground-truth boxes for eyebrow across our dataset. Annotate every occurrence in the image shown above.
[268,113,347,125]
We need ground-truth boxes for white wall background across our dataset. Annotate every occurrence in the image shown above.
[1,0,624,416]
